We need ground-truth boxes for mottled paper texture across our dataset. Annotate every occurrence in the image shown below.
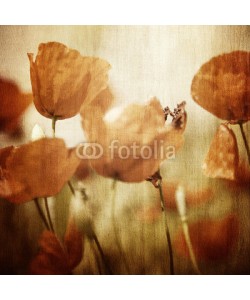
[0,26,249,274]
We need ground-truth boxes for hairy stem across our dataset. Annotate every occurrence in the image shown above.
[158,181,174,275]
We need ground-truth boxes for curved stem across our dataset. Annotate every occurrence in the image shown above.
[44,197,54,232]
[181,219,201,275]
[158,181,174,275]
[239,122,250,165]
[34,198,50,230]
[111,180,130,274]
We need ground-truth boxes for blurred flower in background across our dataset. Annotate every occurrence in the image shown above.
[82,97,187,182]
[0,77,32,136]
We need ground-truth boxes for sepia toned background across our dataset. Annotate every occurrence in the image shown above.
[0,25,249,274]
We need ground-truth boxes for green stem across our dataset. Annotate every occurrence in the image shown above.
[239,122,250,165]
[44,197,54,232]
[111,180,130,274]
[34,198,50,230]
[158,181,174,275]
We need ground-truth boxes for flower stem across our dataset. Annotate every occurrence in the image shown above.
[181,218,201,274]
[52,116,57,138]
[68,180,113,274]
[44,197,54,232]
[33,198,50,230]
[239,122,250,165]
[111,180,130,274]
[158,181,174,275]
[92,233,113,275]
[91,242,103,275]
[68,180,75,196]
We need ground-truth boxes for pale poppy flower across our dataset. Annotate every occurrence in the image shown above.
[0,77,32,134]
[0,138,80,203]
[191,51,250,121]
[28,42,110,119]
[82,98,186,182]
[30,218,83,275]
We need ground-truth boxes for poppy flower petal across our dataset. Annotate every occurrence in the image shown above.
[64,218,83,270]
[191,51,250,121]
[202,124,239,180]
[1,138,80,203]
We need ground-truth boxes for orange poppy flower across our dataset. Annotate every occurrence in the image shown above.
[0,138,80,203]
[28,42,110,119]
[191,51,250,121]
[174,214,239,261]
[0,77,32,134]
[30,218,83,275]
[81,98,187,182]
[202,124,239,180]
